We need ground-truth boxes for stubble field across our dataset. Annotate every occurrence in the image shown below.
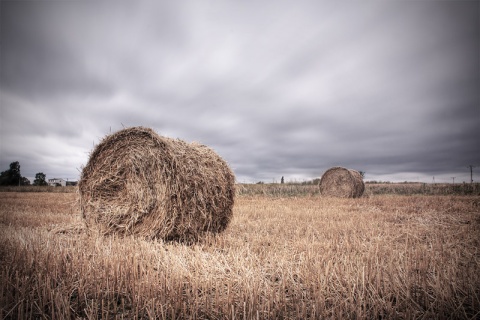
[1,189,479,319]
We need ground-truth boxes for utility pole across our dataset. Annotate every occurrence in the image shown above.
[468,165,475,183]
[452,177,455,185]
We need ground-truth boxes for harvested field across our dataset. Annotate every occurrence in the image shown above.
[1,191,479,319]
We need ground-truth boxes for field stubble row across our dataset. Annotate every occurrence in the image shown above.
[0,192,479,319]
[1,182,480,196]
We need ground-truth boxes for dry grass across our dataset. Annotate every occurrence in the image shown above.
[0,186,78,193]
[79,127,235,242]
[236,182,480,197]
[1,192,479,319]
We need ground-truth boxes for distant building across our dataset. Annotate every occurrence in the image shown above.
[48,178,66,187]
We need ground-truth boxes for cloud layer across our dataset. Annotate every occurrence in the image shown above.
[1,1,478,183]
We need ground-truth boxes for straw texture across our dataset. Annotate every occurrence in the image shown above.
[78,127,235,242]
[319,167,365,198]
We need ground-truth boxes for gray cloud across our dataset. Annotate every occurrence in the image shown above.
[1,0,478,184]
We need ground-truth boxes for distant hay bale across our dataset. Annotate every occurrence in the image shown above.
[319,167,365,198]
[78,126,235,242]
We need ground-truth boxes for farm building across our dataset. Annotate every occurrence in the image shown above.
[48,178,66,187]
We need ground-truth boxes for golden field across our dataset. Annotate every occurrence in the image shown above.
[0,190,479,319]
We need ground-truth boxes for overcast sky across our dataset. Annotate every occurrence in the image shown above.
[1,0,479,184]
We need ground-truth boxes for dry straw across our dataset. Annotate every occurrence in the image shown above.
[78,126,235,242]
[319,167,365,198]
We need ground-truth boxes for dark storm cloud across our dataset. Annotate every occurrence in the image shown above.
[1,0,478,184]
[0,2,117,100]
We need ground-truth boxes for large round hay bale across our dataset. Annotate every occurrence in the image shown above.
[319,167,365,198]
[78,126,235,242]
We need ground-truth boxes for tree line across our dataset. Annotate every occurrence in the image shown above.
[0,161,48,186]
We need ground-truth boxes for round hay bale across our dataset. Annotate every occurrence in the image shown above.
[78,126,235,242]
[319,167,365,198]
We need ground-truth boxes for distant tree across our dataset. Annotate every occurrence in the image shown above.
[0,161,23,186]
[1,169,13,185]
[359,171,365,179]
[11,161,20,175]
[33,172,48,186]
[20,177,31,186]
[281,176,284,184]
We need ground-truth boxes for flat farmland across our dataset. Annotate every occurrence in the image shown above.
[1,191,479,319]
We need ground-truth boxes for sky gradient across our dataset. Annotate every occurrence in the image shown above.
[1,0,479,183]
